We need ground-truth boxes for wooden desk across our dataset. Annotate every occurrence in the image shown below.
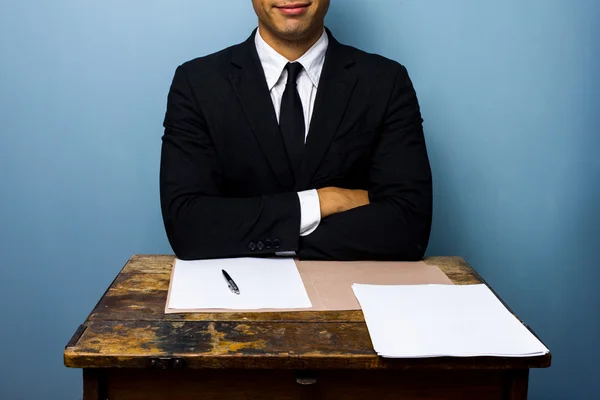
[64,255,550,399]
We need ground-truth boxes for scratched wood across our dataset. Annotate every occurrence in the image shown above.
[64,255,551,370]
[65,320,549,370]
[86,255,480,323]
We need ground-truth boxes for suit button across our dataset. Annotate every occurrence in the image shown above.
[273,239,281,249]
[257,241,264,251]
[248,242,257,251]
[265,239,272,249]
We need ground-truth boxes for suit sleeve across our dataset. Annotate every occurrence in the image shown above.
[160,66,301,260]
[297,65,432,261]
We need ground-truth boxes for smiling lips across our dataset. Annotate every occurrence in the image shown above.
[276,2,310,16]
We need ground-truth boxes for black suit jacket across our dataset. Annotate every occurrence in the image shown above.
[160,29,432,261]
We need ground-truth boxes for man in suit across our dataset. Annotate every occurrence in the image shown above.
[160,0,432,261]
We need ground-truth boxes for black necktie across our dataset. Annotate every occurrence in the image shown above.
[279,62,305,178]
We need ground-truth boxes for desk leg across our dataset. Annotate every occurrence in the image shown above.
[83,369,107,400]
[504,369,529,400]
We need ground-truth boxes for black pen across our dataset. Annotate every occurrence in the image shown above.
[222,269,240,295]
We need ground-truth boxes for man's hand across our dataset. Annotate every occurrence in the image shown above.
[317,187,370,219]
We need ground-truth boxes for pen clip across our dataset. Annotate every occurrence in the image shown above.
[228,282,240,295]
[222,269,240,295]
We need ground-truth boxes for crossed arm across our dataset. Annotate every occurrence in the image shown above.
[160,65,431,261]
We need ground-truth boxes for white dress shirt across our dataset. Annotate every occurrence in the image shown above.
[255,28,329,237]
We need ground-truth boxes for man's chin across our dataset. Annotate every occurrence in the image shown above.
[274,25,314,41]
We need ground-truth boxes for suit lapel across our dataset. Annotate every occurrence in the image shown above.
[298,32,358,189]
[229,31,295,189]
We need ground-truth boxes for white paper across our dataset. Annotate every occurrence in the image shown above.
[168,258,312,310]
[352,284,549,358]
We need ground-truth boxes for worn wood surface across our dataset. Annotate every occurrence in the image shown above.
[92,368,521,400]
[64,255,551,370]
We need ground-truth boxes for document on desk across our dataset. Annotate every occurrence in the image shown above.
[352,284,549,358]
[167,258,312,310]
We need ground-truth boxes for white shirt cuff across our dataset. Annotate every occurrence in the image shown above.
[297,189,321,237]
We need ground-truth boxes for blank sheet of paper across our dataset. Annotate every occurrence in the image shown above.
[352,284,549,358]
[168,258,312,310]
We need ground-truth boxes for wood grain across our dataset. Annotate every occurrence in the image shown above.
[65,319,549,370]
[64,255,551,371]
[87,256,481,323]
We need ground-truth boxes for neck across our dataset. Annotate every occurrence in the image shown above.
[258,23,324,61]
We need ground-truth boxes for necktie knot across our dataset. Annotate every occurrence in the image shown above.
[285,62,304,85]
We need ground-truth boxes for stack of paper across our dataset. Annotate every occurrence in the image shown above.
[352,284,549,358]
[168,258,312,310]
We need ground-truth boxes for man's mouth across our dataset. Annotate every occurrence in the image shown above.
[275,2,311,16]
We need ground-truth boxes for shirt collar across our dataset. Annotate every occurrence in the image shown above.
[255,28,329,90]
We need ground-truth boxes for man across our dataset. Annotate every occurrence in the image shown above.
[160,0,432,261]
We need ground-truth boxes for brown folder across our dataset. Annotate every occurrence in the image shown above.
[165,260,453,314]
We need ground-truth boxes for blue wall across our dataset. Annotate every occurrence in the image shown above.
[0,1,598,398]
